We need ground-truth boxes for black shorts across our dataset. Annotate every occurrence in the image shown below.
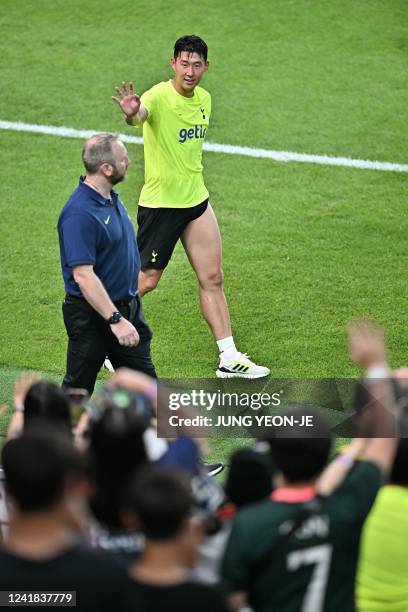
[137,199,209,270]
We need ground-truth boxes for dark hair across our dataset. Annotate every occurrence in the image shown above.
[226,449,273,507]
[266,408,332,482]
[24,381,71,433]
[123,467,192,541]
[89,404,148,528]
[390,437,408,486]
[2,429,85,512]
[174,35,208,62]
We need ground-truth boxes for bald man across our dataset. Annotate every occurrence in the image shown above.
[58,133,156,395]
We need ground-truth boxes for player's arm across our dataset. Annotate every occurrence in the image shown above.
[347,319,398,476]
[72,265,139,347]
[107,368,157,414]
[318,320,398,495]
[111,81,148,126]
[317,438,367,496]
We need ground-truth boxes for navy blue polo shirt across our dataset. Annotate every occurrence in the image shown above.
[58,178,140,301]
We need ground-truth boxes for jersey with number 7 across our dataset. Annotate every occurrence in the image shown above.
[221,461,381,612]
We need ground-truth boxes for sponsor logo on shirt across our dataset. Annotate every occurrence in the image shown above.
[179,125,207,144]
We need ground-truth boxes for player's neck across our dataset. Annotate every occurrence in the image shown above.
[84,174,112,200]
[274,473,318,490]
[170,78,195,98]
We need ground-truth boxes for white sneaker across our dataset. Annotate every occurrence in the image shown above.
[103,358,115,372]
[216,353,270,379]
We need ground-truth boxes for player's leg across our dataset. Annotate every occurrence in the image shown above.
[62,297,108,395]
[104,205,182,372]
[102,203,163,370]
[181,203,231,340]
[182,204,270,379]
[138,268,164,297]
[136,206,178,297]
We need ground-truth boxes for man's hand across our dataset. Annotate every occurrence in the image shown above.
[347,319,387,369]
[112,81,141,118]
[110,318,140,347]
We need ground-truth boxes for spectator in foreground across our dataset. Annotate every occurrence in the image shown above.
[221,320,398,612]
[193,447,274,585]
[6,374,72,439]
[86,391,149,565]
[107,367,223,476]
[225,448,273,509]
[123,466,229,612]
[82,369,224,565]
[0,429,132,612]
[357,427,408,611]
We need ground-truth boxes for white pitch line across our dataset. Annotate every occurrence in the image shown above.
[1,119,407,173]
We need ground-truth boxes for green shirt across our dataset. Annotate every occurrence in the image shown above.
[221,461,382,612]
[357,485,408,612]
[138,80,211,208]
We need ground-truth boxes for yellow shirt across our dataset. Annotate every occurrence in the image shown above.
[356,485,408,612]
[138,80,211,208]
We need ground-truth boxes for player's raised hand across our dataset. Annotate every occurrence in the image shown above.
[112,81,141,118]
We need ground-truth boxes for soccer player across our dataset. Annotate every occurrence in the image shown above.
[112,35,269,379]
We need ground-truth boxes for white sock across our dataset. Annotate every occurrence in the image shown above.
[217,336,238,362]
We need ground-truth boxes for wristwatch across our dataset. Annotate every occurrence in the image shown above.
[107,311,123,325]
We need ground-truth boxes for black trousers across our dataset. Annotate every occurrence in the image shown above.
[62,294,156,395]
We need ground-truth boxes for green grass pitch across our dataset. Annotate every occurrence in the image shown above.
[0,0,407,462]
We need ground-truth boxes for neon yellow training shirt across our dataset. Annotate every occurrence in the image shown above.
[357,485,408,612]
[137,80,211,208]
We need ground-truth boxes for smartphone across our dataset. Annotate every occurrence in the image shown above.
[65,388,89,427]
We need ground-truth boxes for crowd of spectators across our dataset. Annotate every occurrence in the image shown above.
[0,320,406,611]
